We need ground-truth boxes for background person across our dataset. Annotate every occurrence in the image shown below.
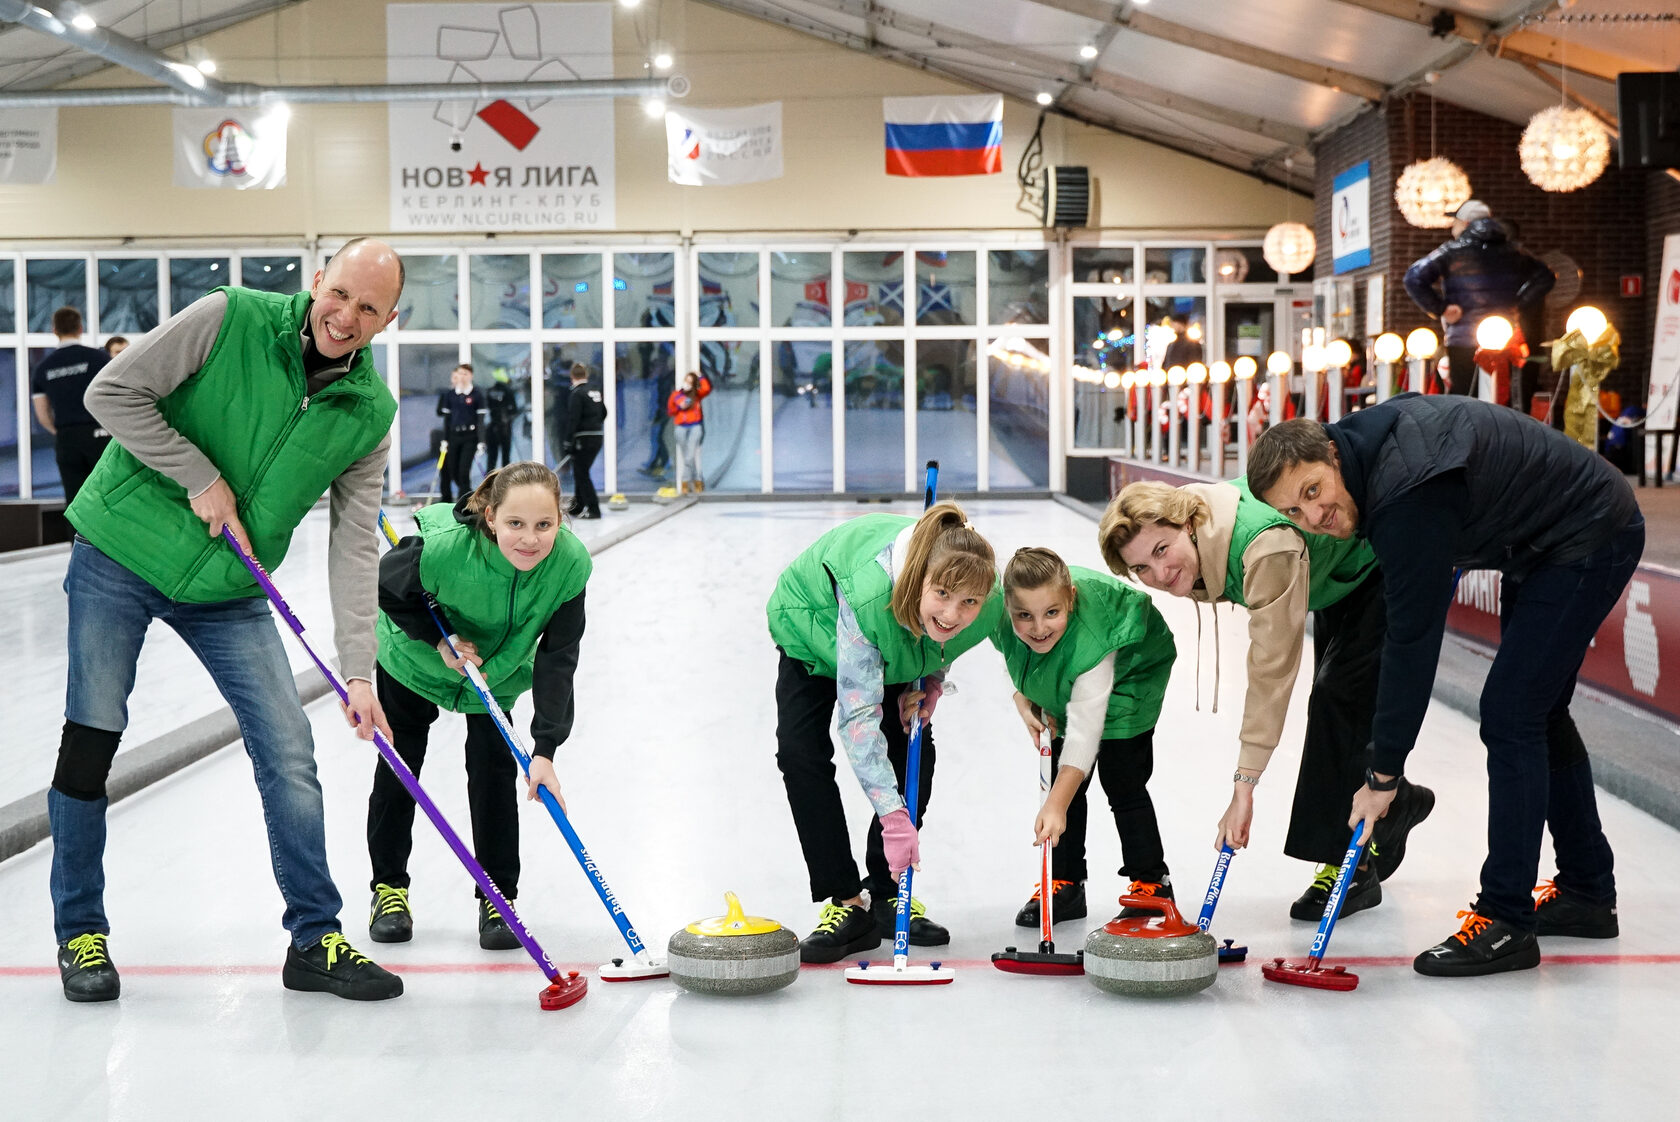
[436,363,483,503]
[30,306,112,504]
[667,370,712,494]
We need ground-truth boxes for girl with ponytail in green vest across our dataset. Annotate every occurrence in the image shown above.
[1100,479,1434,924]
[367,461,593,951]
[992,548,1178,929]
[767,502,1004,963]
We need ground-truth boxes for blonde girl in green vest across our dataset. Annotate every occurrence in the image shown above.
[1099,479,1434,924]
[993,548,1178,928]
[767,502,1004,963]
[366,461,592,951]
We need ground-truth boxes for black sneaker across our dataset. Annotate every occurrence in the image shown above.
[1116,877,1174,920]
[478,898,522,951]
[1289,862,1381,922]
[799,901,881,964]
[871,892,951,946]
[1370,780,1436,882]
[58,932,120,1003]
[1534,880,1619,939]
[368,883,413,944]
[283,933,404,1000]
[1014,879,1087,928]
[1414,910,1540,977]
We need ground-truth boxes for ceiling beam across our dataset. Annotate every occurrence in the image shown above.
[1515,61,1616,134]
[1326,0,1492,42]
[1493,30,1646,86]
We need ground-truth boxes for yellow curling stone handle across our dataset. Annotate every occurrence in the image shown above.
[685,892,784,937]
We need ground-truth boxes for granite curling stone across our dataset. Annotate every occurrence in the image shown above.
[667,892,800,996]
[1083,895,1217,997]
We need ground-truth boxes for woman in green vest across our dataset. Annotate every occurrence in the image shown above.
[366,461,592,951]
[767,502,1004,964]
[992,547,1178,929]
[1098,479,1435,923]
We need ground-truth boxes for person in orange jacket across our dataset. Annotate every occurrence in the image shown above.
[667,371,712,494]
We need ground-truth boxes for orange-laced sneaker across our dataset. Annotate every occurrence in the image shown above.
[1014,879,1086,928]
[1414,907,1540,977]
[1116,876,1175,919]
[1533,880,1560,908]
[1533,878,1618,939]
[1449,909,1493,945]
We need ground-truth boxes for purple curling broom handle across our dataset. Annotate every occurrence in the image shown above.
[220,527,563,984]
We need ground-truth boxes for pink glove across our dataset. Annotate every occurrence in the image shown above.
[880,807,920,882]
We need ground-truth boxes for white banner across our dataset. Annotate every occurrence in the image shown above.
[666,102,782,186]
[387,3,614,231]
[173,108,287,189]
[0,108,56,184]
[1650,233,1680,433]
[1331,161,1371,274]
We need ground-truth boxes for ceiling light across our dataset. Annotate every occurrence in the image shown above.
[620,0,641,8]
[644,98,666,118]
[1079,44,1099,60]
[70,12,96,31]
[197,59,217,75]
[652,52,673,71]
[1262,222,1315,275]
[1035,91,1053,106]
[1394,157,1471,229]
[1520,106,1610,193]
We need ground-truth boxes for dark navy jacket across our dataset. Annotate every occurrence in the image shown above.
[1402,219,1555,348]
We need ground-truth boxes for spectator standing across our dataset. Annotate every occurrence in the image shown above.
[436,363,483,503]
[30,307,112,504]
[667,371,712,494]
[565,363,607,519]
[483,370,518,472]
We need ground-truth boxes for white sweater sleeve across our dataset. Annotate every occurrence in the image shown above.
[1058,652,1116,776]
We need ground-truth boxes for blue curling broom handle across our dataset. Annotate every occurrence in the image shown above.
[893,460,939,964]
[1309,823,1368,963]
[1197,844,1236,933]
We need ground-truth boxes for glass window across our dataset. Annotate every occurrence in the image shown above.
[0,350,19,497]
[1222,302,1275,363]
[396,343,463,497]
[613,253,675,330]
[843,251,903,327]
[25,345,60,497]
[541,343,604,470]
[988,336,1049,489]
[771,251,831,328]
[1213,246,1278,285]
[470,343,533,467]
[0,264,14,333]
[541,254,603,330]
[915,250,975,327]
[397,255,460,331]
[615,338,676,491]
[1144,247,1206,285]
[1144,296,1208,373]
[469,255,530,330]
[772,338,832,491]
[242,255,303,295]
[27,259,86,333]
[171,257,229,315]
[696,340,761,493]
[843,339,904,492]
[1073,294,1136,372]
[97,258,159,335]
[917,339,978,491]
[1072,246,1133,285]
[698,252,759,330]
[989,250,1048,326]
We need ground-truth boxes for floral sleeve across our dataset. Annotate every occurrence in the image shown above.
[835,587,907,819]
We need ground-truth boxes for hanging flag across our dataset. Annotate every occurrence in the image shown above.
[665,102,782,186]
[173,107,288,189]
[0,108,56,184]
[882,94,1002,177]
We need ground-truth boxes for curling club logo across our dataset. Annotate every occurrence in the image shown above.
[681,128,700,161]
[203,118,253,177]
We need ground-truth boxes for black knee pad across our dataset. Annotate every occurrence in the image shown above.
[52,721,122,801]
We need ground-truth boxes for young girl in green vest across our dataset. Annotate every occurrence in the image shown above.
[767,502,1004,963]
[993,547,1178,928]
[366,461,592,950]
[1099,478,1434,923]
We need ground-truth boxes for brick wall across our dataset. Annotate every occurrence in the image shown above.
[1648,172,1680,425]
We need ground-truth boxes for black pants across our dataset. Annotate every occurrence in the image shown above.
[483,423,513,472]
[774,651,934,904]
[440,432,478,502]
[1285,568,1386,865]
[366,666,520,899]
[569,435,602,516]
[1051,731,1168,884]
[1445,345,1476,395]
[54,424,111,505]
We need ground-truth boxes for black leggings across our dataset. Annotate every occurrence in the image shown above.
[1050,731,1168,884]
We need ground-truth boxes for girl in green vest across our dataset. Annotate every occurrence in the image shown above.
[993,548,1178,928]
[767,502,1004,963]
[366,461,592,951]
[1099,479,1434,924]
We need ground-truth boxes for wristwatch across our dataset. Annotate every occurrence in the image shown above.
[1364,767,1400,792]
[1232,771,1259,786]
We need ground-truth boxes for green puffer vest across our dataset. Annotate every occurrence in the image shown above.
[67,287,397,602]
[767,513,1003,684]
[376,503,592,713]
[1224,478,1378,612]
[992,567,1176,739]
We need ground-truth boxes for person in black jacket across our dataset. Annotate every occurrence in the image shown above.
[1249,398,1642,978]
[1403,201,1554,396]
[564,362,607,519]
[29,307,111,503]
[483,370,519,472]
[436,364,484,502]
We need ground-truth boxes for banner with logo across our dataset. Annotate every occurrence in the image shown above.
[1647,233,1680,433]
[0,108,56,184]
[1331,161,1371,274]
[665,102,782,187]
[172,107,287,189]
[387,3,614,231]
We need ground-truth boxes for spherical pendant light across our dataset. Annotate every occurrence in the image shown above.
[1519,106,1610,193]
[1262,222,1316,276]
[1393,157,1471,229]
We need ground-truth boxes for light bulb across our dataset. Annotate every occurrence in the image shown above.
[1266,351,1292,376]
[1233,356,1257,380]
[1080,44,1100,60]
[1476,315,1514,351]
[1036,91,1054,106]
[1374,332,1404,364]
[653,52,673,71]
[1150,368,1167,387]
[1302,344,1327,373]
[644,98,666,118]
[1103,370,1122,390]
[1566,305,1609,344]
[1120,372,1136,390]
[197,58,217,75]
[1188,362,1208,384]
[70,12,96,30]
[1326,339,1353,368]
[1406,327,1439,359]
[1210,361,1232,384]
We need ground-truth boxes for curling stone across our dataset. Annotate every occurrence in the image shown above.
[608,493,630,511]
[651,485,680,505]
[667,892,800,996]
[1083,895,1217,998]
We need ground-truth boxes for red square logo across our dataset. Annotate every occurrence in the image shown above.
[1621,275,1643,298]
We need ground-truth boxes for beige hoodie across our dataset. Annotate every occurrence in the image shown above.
[1180,483,1311,777]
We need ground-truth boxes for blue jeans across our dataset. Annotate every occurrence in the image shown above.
[1474,516,1644,929]
[50,538,343,948]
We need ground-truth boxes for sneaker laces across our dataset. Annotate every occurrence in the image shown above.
[1029,878,1076,903]
[66,932,110,969]
[1450,910,1493,946]
[1307,865,1337,893]
[1534,880,1560,907]
[372,884,410,918]
[319,932,374,969]
[482,899,506,924]
[1127,880,1166,898]
[813,902,855,934]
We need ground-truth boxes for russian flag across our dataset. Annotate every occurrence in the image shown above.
[883,94,1003,177]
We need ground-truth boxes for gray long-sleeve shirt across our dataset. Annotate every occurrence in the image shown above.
[84,291,389,682]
